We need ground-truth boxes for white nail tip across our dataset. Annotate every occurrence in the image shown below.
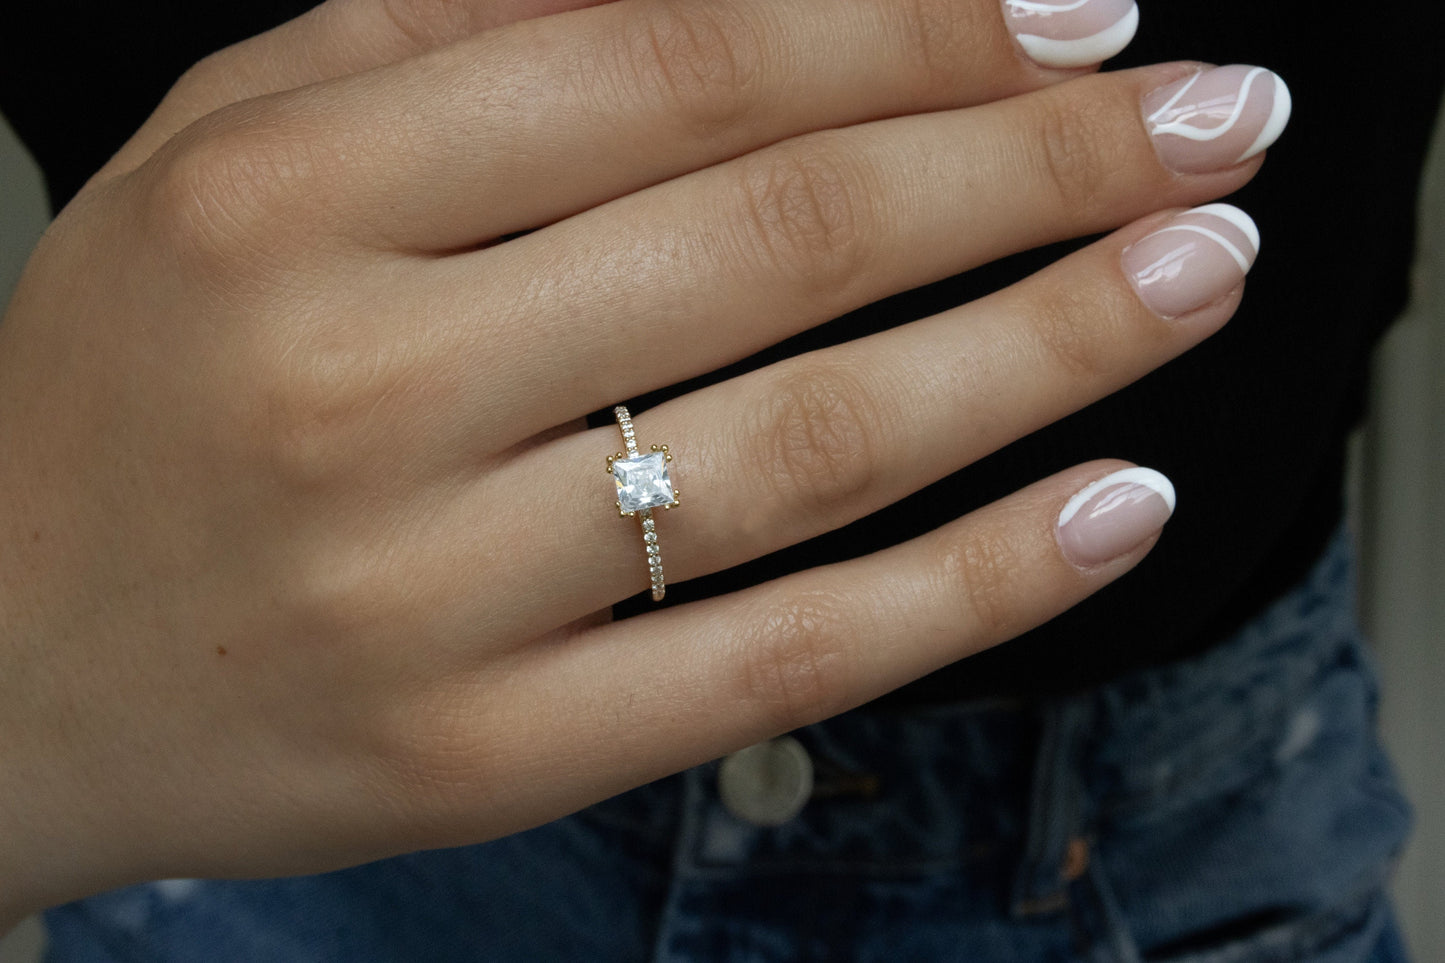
[1016,3,1138,69]
[1237,72,1292,163]
[1057,467,1176,528]
[1190,203,1261,256]
[1007,0,1097,11]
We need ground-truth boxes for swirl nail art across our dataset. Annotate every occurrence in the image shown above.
[1003,0,1140,70]
[1144,65,1292,173]
[1123,204,1260,319]
[1055,467,1176,568]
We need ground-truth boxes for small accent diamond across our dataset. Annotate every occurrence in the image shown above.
[612,406,672,604]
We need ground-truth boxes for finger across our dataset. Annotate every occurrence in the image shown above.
[421,62,1284,449]
[430,460,1174,839]
[103,0,618,179]
[154,0,1138,249]
[457,203,1254,640]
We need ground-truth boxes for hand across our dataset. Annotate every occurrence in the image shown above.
[0,0,1282,918]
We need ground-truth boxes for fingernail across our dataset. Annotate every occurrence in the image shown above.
[1144,64,1291,173]
[1056,468,1175,568]
[1002,0,1139,70]
[1122,203,1259,319]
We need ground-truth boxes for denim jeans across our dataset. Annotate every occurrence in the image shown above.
[44,530,1413,961]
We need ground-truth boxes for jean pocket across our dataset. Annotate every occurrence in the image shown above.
[1142,880,1395,963]
[1093,639,1413,963]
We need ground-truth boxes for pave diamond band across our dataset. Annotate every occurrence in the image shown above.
[607,406,678,601]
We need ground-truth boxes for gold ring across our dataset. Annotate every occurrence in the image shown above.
[605,405,678,601]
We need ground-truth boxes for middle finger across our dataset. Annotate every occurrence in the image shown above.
[443,62,1287,449]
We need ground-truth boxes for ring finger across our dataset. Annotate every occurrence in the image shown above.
[466,201,1260,640]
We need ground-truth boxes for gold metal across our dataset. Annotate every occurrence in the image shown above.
[608,405,676,602]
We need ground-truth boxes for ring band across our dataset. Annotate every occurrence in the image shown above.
[606,405,679,601]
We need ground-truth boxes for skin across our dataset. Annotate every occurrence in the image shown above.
[0,0,1268,928]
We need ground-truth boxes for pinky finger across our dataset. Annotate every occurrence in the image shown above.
[500,460,1175,823]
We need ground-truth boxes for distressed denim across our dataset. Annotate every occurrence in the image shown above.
[44,530,1412,961]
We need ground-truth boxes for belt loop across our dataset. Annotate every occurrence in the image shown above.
[1011,696,1094,917]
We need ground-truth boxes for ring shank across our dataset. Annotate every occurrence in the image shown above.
[613,406,666,602]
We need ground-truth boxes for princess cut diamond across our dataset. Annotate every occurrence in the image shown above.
[613,451,675,513]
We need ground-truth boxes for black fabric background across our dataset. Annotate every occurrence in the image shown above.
[3,2,1440,700]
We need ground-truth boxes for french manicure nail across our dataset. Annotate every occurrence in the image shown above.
[1056,468,1176,568]
[1002,0,1139,70]
[1123,203,1259,319]
[1144,64,1291,173]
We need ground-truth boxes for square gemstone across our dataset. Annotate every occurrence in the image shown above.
[613,451,674,513]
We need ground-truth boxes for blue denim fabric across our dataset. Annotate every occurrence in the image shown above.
[44,530,1412,962]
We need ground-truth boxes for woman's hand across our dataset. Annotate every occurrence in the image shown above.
[0,0,1284,919]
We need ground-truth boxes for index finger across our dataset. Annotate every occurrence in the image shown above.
[149,0,1142,252]
[100,0,618,180]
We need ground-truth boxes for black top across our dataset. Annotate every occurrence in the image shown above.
[4,2,1441,700]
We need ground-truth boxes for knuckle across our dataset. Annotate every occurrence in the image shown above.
[248,324,406,492]
[1027,282,1117,382]
[732,138,874,293]
[377,0,479,51]
[734,591,856,731]
[283,541,399,644]
[934,525,1029,641]
[145,129,266,267]
[363,686,495,827]
[1031,92,1117,223]
[169,51,226,103]
[264,541,419,707]
[144,116,320,272]
[745,359,883,523]
[621,0,763,136]
[888,0,977,91]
